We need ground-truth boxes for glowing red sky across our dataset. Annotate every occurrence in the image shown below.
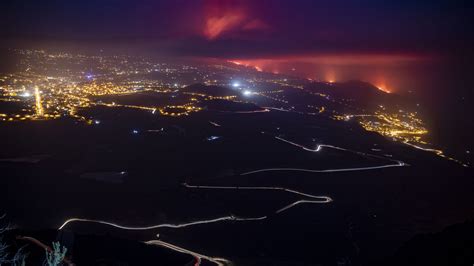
[3,0,473,93]
[196,0,445,93]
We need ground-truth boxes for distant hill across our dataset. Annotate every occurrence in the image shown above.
[306,80,409,111]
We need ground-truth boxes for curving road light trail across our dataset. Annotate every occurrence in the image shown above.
[58,182,334,266]
[59,215,266,231]
[276,199,330,214]
[146,240,230,266]
[183,182,332,215]
[275,136,345,152]
[56,120,410,266]
[183,183,332,202]
[58,215,267,266]
[240,136,406,175]
[240,163,404,175]
[209,121,221,127]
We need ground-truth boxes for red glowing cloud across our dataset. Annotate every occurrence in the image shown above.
[204,11,245,39]
[203,0,268,39]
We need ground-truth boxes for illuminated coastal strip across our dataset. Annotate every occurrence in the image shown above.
[403,141,469,167]
[146,240,231,266]
[183,183,332,201]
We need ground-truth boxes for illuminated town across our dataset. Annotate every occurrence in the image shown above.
[0,49,465,167]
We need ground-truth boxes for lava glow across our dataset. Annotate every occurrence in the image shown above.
[377,85,391,94]
[227,54,428,93]
[228,60,263,72]
[375,77,391,93]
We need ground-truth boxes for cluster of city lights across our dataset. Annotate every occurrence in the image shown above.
[0,50,251,123]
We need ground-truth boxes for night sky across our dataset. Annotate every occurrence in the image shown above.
[2,0,474,93]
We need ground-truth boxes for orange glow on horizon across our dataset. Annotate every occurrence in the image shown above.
[376,85,391,93]
[375,77,391,93]
[325,69,336,83]
[226,55,418,93]
[229,60,242,65]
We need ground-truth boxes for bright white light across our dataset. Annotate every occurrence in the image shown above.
[243,90,252,96]
[132,130,139,134]
[94,120,101,125]
[232,82,240,88]
[21,92,31,97]
[207,136,220,141]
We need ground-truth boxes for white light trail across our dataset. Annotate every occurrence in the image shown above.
[275,136,345,152]
[183,183,332,215]
[276,200,329,214]
[209,121,221,127]
[275,135,405,161]
[220,108,270,114]
[146,240,231,266]
[58,215,266,231]
[240,136,406,175]
[240,164,404,175]
[264,107,292,112]
[58,215,264,266]
[183,183,331,201]
[58,181,334,265]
